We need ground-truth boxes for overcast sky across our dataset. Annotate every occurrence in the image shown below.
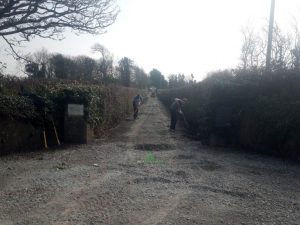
[1,0,300,80]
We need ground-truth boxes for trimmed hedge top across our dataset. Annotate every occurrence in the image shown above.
[0,95,39,120]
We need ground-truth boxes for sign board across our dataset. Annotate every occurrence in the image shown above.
[68,104,84,116]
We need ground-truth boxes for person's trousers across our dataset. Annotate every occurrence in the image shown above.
[170,110,177,130]
[133,103,138,119]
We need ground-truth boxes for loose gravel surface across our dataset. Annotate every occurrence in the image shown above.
[0,97,299,225]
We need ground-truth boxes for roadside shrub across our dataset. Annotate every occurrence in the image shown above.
[0,94,39,121]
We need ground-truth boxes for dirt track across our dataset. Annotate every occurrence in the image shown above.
[0,97,299,225]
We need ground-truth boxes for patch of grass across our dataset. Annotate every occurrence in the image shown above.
[144,152,160,164]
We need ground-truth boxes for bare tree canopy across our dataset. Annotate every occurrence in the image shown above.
[0,0,119,58]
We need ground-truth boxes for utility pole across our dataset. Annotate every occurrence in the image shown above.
[266,0,276,70]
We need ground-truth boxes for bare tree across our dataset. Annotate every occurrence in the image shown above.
[74,55,97,80]
[240,26,266,70]
[0,0,119,60]
[118,57,133,87]
[240,27,256,70]
[25,48,51,78]
[271,24,292,70]
[133,66,149,89]
[291,21,300,70]
[240,24,294,71]
[0,61,7,72]
[91,43,114,81]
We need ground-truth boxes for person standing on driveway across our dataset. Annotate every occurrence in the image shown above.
[133,94,143,119]
[169,98,186,131]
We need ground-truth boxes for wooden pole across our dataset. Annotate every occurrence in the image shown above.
[266,0,276,70]
[42,128,48,149]
[52,119,61,146]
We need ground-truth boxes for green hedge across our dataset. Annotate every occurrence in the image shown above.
[158,70,300,158]
[0,77,138,152]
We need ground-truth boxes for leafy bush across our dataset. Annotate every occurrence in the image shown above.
[0,94,39,121]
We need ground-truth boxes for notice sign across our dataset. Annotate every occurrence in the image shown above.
[68,104,84,116]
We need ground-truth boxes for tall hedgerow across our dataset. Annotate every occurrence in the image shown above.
[158,69,300,158]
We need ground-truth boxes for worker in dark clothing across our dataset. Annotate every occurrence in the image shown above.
[133,94,143,119]
[170,98,186,131]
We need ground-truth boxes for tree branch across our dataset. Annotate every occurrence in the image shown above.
[1,35,33,63]
[0,0,119,59]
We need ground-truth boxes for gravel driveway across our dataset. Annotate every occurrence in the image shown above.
[0,97,299,225]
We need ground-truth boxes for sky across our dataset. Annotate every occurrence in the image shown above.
[1,0,300,80]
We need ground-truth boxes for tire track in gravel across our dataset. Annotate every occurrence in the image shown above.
[141,192,188,225]
[50,171,124,224]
